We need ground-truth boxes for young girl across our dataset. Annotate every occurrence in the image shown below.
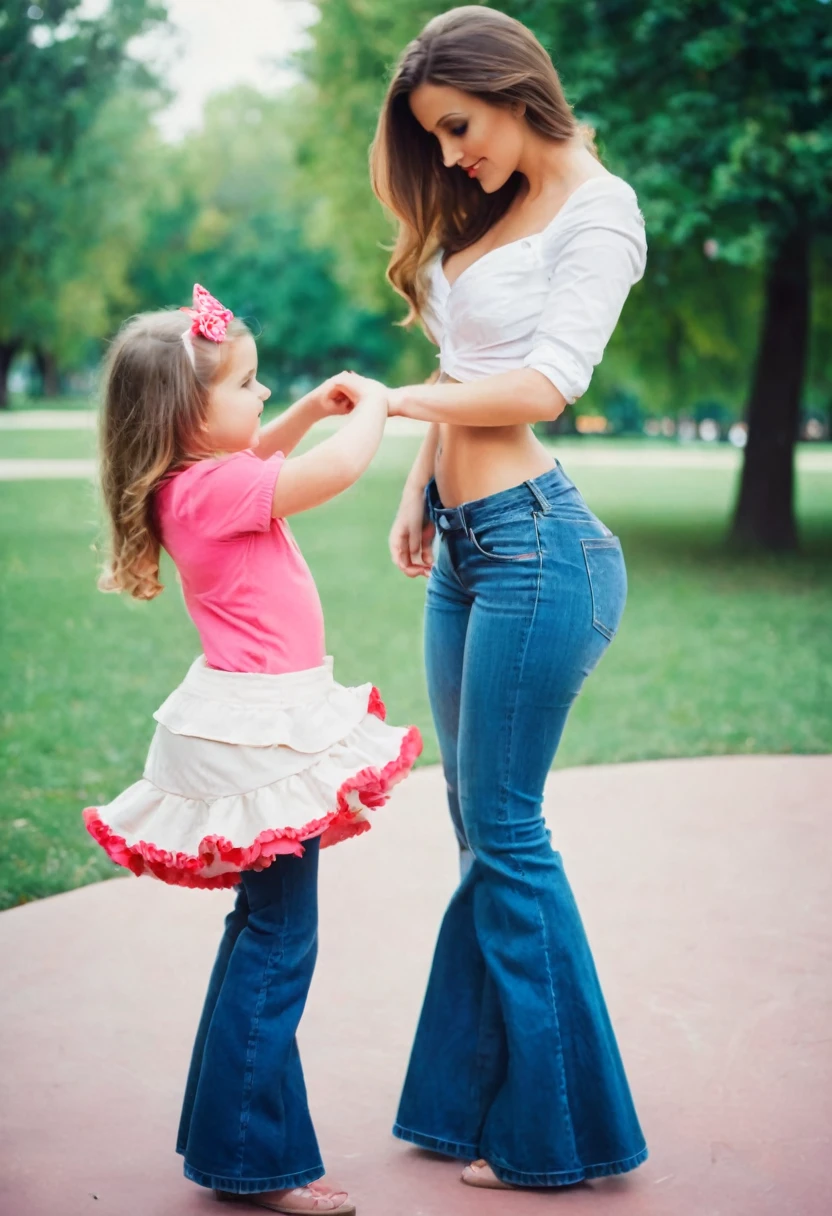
[83,285,422,1214]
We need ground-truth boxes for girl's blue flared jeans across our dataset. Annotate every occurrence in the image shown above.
[176,840,325,1194]
[393,464,648,1186]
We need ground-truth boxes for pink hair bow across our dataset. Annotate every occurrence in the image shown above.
[181,284,234,343]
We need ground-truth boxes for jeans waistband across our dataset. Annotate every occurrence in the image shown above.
[426,464,576,534]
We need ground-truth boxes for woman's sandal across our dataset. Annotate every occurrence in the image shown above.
[215,1181,356,1214]
[460,1160,515,1190]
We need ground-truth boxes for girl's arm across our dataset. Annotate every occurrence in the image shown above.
[271,380,387,518]
[256,377,351,460]
[256,391,324,459]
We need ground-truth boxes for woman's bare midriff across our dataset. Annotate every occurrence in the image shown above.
[433,375,557,508]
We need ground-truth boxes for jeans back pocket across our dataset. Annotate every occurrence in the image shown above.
[580,537,627,640]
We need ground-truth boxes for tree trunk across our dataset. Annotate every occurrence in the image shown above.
[34,348,61,397]
[0,343,19,409]
[731,227,811,551]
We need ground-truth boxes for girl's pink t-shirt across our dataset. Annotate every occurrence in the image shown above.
[154,450,325,675]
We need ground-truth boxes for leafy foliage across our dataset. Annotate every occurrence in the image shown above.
[0,0,166,381]
[127,88,404,393]
[0,0,164,171]
[509,0,832,249]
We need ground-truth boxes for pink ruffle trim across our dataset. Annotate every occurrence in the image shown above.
[367,686,386,720]
[83,688,420,890]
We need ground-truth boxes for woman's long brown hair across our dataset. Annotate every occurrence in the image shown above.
[370,5,597,335]
[98,309,248,601]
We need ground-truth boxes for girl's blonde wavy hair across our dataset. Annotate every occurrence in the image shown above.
[98,309,250,601]
[370,6,598,335]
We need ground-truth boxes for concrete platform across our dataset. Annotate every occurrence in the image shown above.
[1,755,830,1216]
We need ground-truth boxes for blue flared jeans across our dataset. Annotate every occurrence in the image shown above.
[176,840,325,1194]
[393,464,648,1186]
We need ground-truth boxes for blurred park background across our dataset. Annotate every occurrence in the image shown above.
[1,0,831,910]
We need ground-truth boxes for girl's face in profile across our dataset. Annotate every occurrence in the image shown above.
[409,83,526,194]
[202,332,271,454]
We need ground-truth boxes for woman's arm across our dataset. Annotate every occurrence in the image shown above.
[388,370,566,427]
[402,421,440,497]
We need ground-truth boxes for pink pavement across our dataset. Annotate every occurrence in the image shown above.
[1,754,830,1216]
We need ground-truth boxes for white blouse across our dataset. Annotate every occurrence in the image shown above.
[422,174,647,404]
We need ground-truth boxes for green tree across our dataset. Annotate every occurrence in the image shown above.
[130,88,402,394]
[15,91,160,393]
[592,245,764,419]
[0,0,165,404]
[507,0,832,549]
[294,2,444,385]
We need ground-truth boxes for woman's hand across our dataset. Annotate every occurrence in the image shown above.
[389,488,435,578]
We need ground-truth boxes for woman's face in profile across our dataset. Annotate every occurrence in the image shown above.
[409,83,525,194]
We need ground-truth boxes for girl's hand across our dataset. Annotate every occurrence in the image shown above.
[321,370,388,414]
[314,371,358,417]
[389,490,435,578]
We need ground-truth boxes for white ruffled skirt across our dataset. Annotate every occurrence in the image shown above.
[83,655,422,889]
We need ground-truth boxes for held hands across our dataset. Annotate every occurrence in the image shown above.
[318,370,404,417]
[313,371,360,417]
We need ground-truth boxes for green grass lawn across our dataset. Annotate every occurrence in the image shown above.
[1,427,831,909]
[5,393,93,411]
[0,429,98,459]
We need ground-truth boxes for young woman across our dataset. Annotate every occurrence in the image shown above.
[354,4,649,1192]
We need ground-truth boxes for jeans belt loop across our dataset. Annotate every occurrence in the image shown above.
[526,477,552,513]
[436,505,466,534]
